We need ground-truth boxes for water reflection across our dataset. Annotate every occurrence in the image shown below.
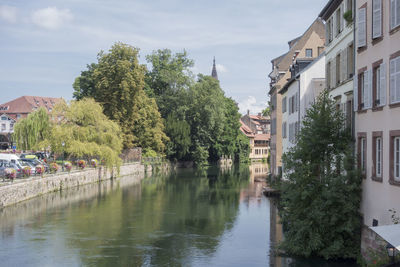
[0,164,356,266]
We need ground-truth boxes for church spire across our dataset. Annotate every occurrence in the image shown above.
[211,56,218,80]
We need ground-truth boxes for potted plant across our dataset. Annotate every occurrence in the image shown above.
[5,168,17,181]
[343,10,353,23]
[50,162,59,173]
[35,165,45,177]
[22,166,32,177]
[78,160,86,170]
[91,159,98,168]
[64,161,72,172]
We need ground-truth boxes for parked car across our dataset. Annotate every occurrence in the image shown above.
[0,160,21,178]
[0,154,23,176]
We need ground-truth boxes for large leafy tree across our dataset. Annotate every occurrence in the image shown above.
[145,49,194,119]
[73,43,167,151]
[13,107,50,151]
[279,90,361,259]
[40,98,123,168]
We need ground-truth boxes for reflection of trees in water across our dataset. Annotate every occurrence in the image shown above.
[63,166,251,266]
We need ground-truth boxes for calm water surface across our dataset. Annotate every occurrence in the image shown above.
[0,165,357,266]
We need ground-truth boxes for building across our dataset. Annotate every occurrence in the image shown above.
[0,96,62,149]
[279,55,326,159]
[241,111,270,134]
[240,119,270,161]
[319,0,355,133]
[268,18,325,177]
[353,0,400,256]
[211,57,218,80]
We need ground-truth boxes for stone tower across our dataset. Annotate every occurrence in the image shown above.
[211,57,218,80]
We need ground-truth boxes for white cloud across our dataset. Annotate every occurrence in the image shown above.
[216,64,228,73]
[31,7,73,30]
[238,96,267,115]
[0,5,17,23]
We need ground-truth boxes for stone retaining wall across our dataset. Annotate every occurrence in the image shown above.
[0,163,147,209]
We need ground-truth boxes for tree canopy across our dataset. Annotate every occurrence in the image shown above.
[279,90,361,259]
[73,43,167,151]
[41,98,123,168]
[13,107,50,151]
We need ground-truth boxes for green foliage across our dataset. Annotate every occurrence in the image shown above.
[145,49,194,119]
[235,132,250,163]
[262,106,271,117]
[165,114,191,160]
[13,107,50,150]
[191,144,209,167]
[142,149,158,158]
[343,10,353,23]
[41,98,123,168]
[73,43,167,151]
[279,90,362,260]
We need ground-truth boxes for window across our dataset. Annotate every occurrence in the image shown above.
[271,118,276,135]
[373,63,386,107]
[358,7,367,48]
[305,49,312,58]
[390,130,400,184]
[390,55,400,104]
[271,94,277,111]
[359,69,372,110]
[358,133,367,177]
[1,116,6,120]
[336,7,342,36]
[282,97,287,113]
[395,137,400,180]
[1,124,5,131]
[391,0,400,30]
[336,53,341,85]
[318,47,324,56]
[376,137,383,178]
[359,72,365,109]
[282,122,287,139]
[372,0,382,38]
[326,19,333,44]
[16,114,21,119]
[326,61,331,90]
[347,44,354,78]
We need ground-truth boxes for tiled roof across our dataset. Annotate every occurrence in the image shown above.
[240,121,255,138]
[254,134,270,141]
[0,96,62,114]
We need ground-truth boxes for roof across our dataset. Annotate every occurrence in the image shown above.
[288,36,301,49]
[319,0,343,21]
[0,96,62,115]
[239,121,255,138]
[249,115,268,121]
[254,134,270,141]
[370,225,400,250]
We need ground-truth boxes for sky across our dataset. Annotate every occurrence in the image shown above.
[0,0,327,115]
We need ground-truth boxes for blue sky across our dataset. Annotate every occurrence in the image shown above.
[0,0,327,114]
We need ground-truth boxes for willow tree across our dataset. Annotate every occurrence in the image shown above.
[40,98,123,168]
[13,107,50,150]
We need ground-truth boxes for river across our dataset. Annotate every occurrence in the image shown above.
[0,164,357,266]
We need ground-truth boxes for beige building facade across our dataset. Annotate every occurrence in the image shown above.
[268,19,325,177]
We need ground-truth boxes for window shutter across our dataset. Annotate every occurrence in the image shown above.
[369,69,373,108]
[397,57,400,102]
[397,0,400,27]
[392,0,396,29]
[341,4,344,32]
[325,23,330,45]
[373,0,382,38]
[358,8,366,47]
[390,59,396,103]
[364,70,369,108]
[331,58,336,88]
[341,50,348,82]
[295,92,299,112]
[380,63,386,106]
[354,74,358,111]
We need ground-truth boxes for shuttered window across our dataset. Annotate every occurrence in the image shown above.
[358,7,367,48]
[390,56,400,104]
[376,137,382,177]
[282,122,287,139]
[391,0,400,30]
[282,97,287,113]
[395,137,400,180]
[372,0,382,38]
[354,74,358,111]
[375,63,386,107]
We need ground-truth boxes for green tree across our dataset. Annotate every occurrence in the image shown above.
[279,90,361,259]
[13,107,50,150]
[145,49,194,119]
[40,98,123,168]
[164,114,191,161]
[73,43,167,151]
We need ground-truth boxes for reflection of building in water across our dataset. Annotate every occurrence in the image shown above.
[240,163,268,206]
[269,199,291,267]
[249,163,269,183]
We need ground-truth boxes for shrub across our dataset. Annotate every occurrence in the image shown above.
[91,159,98,168]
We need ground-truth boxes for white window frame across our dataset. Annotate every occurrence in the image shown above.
[361,137,366,173]
[376,137,382,177]
[391,0,400,30]
[372,0,382,38]
[390,56,400,104]
[358,7,367,48]
[395,137,400,180]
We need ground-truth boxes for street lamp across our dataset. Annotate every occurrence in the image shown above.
[61,142,65,172]
[386,243,397,264]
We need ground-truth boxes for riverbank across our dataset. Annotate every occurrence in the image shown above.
[0,162,157,208]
